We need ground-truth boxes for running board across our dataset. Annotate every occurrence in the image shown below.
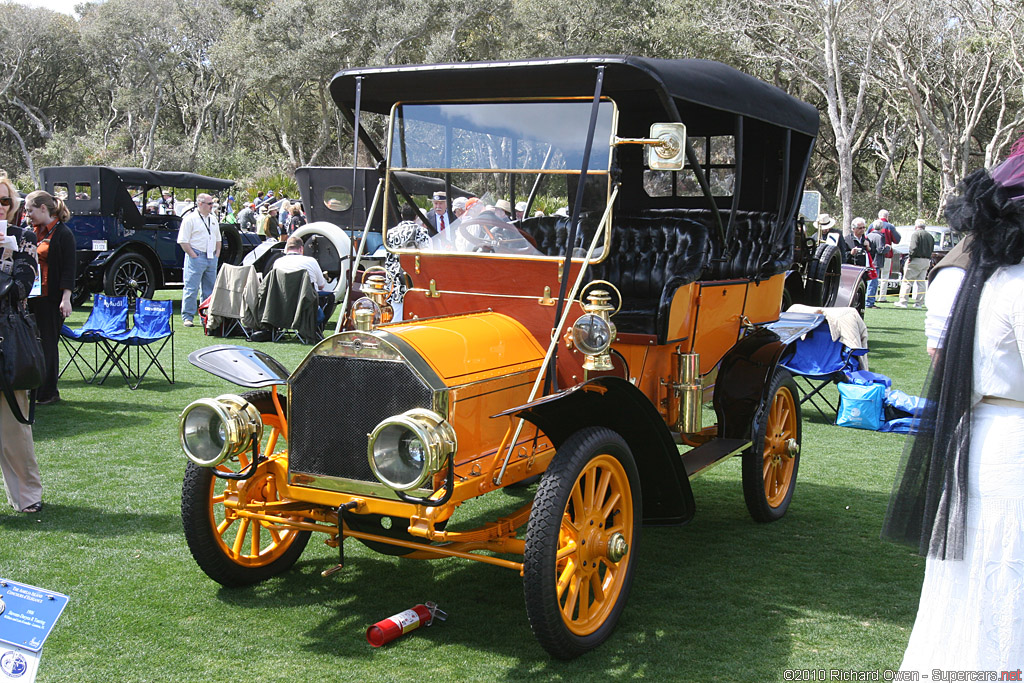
[682,438,750,479]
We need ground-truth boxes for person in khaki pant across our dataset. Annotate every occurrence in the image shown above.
[0,172,43,514]
[896,219,935,308]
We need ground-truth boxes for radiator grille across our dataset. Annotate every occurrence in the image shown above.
[289,355,434,483]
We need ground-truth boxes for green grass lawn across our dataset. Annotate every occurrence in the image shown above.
[0,297,934,682]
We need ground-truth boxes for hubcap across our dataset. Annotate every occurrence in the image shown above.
[605,532,628,563]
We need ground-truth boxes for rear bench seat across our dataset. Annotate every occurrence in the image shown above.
[517,209,785,339]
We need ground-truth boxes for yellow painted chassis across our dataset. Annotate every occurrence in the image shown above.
[229,389,556,574]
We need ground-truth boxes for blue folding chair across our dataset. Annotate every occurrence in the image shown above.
[59,295,130,383]
[104,299,175,389]
[778,320,867,419]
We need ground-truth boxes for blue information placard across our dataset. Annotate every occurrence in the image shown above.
[0,579,69,653]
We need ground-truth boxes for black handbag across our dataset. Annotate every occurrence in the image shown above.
[0,276,45,424]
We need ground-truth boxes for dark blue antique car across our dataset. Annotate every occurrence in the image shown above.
[38,166,260,304]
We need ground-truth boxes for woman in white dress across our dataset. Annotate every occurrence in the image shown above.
[883,144,1024,671]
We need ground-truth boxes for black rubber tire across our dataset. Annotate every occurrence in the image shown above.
[181,390,310,587]
[103,252,156,299]
[781,282,794,312]
[806,243,841,307]
[71,280,90,307]
[523,427,641,659]
[742,370,802,523]
[852,277,867,318]
[220,225,245,266]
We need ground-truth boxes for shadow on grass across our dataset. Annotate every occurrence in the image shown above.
[0,502,176,535]
[29,394,201,443]
[203,477,922,680]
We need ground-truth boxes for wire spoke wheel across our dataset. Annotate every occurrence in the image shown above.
[743,370,802,522]
[182,390,310,586]
[104,253,156,299]
[524,427,640,659]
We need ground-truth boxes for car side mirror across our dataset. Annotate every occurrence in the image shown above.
[613,123,687,171]
[646,123,686,171]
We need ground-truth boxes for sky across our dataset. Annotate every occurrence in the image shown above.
[13,0,84,16]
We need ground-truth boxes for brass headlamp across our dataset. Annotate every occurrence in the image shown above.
[367,408,456,491]
[350,267,394,330]
[179,394,263,467]
[572,284,619,372]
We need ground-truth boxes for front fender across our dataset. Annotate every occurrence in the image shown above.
[188,345,290,388]
[836,263,867,308]
[508,376,695,526]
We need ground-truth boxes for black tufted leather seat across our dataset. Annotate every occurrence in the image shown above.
[517,215,600,256]
[517,208,787,339]
[589,216,708,337]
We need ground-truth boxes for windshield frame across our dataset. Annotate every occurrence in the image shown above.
[382,96,619,262]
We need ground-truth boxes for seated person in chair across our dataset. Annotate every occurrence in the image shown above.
[273,236,336,322]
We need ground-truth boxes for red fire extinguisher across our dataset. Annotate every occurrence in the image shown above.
[366,601,447,647]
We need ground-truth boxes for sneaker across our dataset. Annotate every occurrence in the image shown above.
[913,304,924,308]
[894,302,908,308]
[182,319,195,327]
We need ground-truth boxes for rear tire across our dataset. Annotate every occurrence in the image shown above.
[742,370,802,523]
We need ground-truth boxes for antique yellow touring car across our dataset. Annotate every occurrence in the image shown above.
[178,56,820,659]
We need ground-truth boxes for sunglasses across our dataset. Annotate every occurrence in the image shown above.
[0,197,11,207]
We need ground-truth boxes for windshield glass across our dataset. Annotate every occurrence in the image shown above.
[384,100,616,259]
[390,101,615,172]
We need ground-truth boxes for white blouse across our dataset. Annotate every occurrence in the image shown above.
[973,262,1024,403]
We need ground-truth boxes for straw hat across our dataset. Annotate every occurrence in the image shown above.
[816,213,835,230]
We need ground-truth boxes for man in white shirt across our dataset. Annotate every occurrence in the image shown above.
[177,193,221,327]
[274,235,335,320]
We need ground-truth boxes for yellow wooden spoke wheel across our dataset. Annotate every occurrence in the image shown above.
[743,370,802,522]
[181,390,310,586]
[524,427,641,659]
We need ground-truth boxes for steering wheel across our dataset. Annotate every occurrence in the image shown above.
[457,215,535,254]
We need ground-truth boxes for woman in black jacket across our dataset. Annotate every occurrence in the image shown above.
[24,190,76,405]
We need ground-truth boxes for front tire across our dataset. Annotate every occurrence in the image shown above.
[71,280,90,307]
[742,370,802,522]
[524,427,641,659]
[181,390,310,586]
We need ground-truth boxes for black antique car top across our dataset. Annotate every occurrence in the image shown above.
[39,166,234,230]
[329,55,819,136]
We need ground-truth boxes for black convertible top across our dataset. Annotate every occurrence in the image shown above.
[40,166,233,191]
[39,166,234,229]
[330,56,818,138]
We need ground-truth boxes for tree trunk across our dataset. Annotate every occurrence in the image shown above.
[0,120,36,187]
